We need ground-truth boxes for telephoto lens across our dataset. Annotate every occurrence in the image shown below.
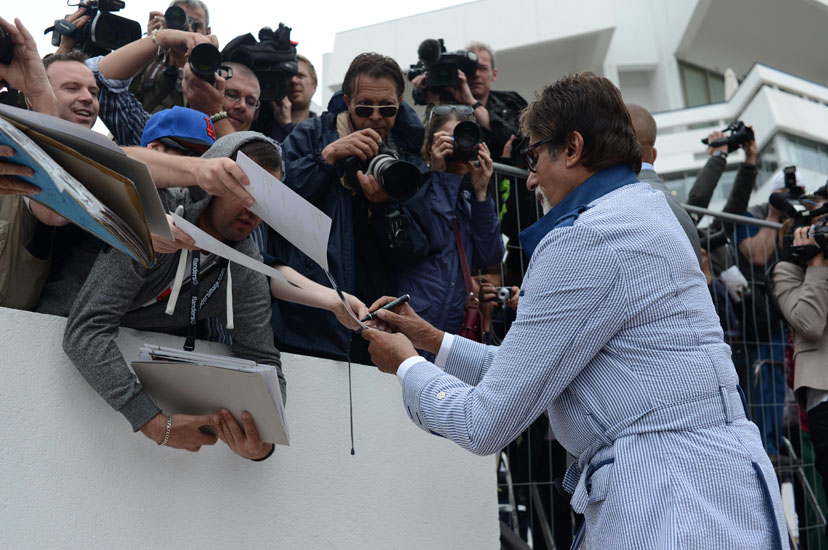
[164,5,189,31]
[449,120,481,162]
[189,43,222,83]
[366,152,422,202]
[0,27,14,65]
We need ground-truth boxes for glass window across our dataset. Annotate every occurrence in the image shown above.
[679,61,726,108]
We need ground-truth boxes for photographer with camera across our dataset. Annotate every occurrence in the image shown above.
[771,183,828,509]
[267,52,431,363]
[256,53,318,143]
[394,105,503,342]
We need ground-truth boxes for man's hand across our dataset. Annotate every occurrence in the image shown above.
[192,157,254,206]
[467,141,493,201]
[270,97,292,126]
[501,135,516,160]
[793,226,826,267]
[182,62,226,117]
[706,130,728,156]
[0,17,58,116]
[140,412,218,452]
[361,328,418,375]
[321,128,381,165]
[446,70,476,106]
[332,292,369,330]
[54,8,90,55]
[147,10,165,34]
[356,170,391,204]
[507,285,520,311]
[152,213,197,254]
[743,132,758,164]
[366,296,444,353]
[477,279,498,323]
[214,409,273,460]
[0,146,39,195]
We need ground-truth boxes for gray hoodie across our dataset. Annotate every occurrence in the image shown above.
[62,133,285,431]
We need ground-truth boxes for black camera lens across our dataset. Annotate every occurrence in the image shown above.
[0,27,14,65]
[189,43,222,83]
[164,5,189,31]
[367,155,422,202]
[448,120,481,162]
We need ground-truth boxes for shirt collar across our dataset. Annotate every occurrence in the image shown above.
[518,164,639,259]
[640,162,654,172]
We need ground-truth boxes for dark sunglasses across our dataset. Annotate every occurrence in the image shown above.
[520,137,556,173]
[353,104,399,118]
[426,104,474,122]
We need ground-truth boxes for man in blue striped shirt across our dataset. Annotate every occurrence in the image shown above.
[363,73,788,549]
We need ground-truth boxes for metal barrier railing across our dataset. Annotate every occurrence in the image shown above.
[486,163,827,549]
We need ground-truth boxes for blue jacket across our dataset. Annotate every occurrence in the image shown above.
[267,92,431,359]
[398,171,503,334]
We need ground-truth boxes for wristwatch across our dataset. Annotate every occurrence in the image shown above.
[470,100,484,111]
[712,150,728,160]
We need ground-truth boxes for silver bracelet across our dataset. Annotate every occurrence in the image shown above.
[159,415,172,446]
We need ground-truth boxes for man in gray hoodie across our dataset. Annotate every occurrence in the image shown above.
[63,132,284,461]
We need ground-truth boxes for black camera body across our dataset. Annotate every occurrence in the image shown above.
[0,26,13,65]
[701,120,755,153]
[48,0,141,56]
[408,38,479,106]
[773,186,828,265]
[447,120,482,162]
[341,143,423,203]
[222,24,298,102]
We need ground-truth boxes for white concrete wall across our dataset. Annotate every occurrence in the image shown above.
[0,308,499,550]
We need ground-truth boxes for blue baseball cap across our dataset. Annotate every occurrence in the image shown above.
[140,106,216,154]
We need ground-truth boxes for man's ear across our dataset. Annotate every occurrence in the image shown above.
[491,67,498,82]
[343,95,351,108]
[565,131,585,168]
[652,147,658,164]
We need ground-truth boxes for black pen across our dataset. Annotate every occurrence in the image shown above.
[360,294,410,322]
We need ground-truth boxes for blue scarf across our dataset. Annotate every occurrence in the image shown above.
[519,165,639,259]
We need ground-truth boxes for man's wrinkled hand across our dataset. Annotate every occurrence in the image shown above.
[366,296,443,353]
[321,129,381,165]
[193,157,253,206]
[361,328,418,375]
[214,409,273,460]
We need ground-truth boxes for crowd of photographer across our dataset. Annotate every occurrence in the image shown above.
[2,0,828,542]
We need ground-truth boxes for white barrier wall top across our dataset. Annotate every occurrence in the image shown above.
[0,308,499,550]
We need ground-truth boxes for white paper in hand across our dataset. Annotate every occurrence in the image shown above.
[171,213,292,286]
[237,151,332,272]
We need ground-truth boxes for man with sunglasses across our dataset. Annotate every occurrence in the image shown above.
[362,72,787,549]
[269,52,431,363]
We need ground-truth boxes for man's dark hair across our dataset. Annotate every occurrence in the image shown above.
[232,140,282,174]
[43,51,89,72]
[342,52,405,98]
[520,72,641,174]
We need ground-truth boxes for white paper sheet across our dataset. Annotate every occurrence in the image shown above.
[237,151,332,272]
[172,213,292,286]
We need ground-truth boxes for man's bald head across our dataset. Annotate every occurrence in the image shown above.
[626,103,657,164]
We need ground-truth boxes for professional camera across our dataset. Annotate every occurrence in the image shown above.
[164,5,193,31]
[341,143,423,203]
[447,120,481,162]
[189,43,230,84]
[221,24,298,102]
[0,26,13,65]
[772,186,828,265]
[47,0,141,56]
[700,120,755,153]
[407,38,479,106]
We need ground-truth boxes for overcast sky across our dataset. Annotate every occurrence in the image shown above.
[12,0,473,107]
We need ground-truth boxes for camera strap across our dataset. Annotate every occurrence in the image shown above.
[451,218,475,300]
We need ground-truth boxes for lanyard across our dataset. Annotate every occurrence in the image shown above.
[184,250,227,351]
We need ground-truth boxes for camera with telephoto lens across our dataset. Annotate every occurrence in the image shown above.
[448,120,482,162]
[408,38,479,106]
[341,143,423,203]
[221,24,297,102]
[700,120,755,153]
[164,5,193,31]
[46,0,141,57]
[189,44,231,84]
[772,172,828,265]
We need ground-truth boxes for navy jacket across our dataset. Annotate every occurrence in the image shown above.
[267,92,431,359]
[398,171,503,334]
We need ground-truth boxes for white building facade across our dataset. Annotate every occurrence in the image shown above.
[324,0,828,211]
